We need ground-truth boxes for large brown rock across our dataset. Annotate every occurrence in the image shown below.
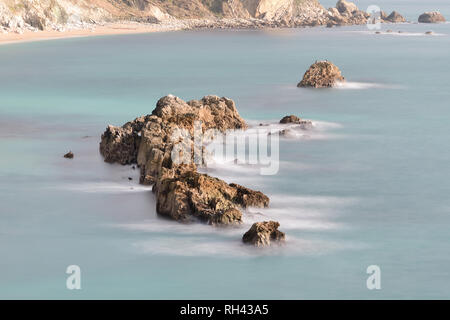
[418,12,446,23]
[298,61,345,88]
[100,95,268,226]
[242,221,286,247]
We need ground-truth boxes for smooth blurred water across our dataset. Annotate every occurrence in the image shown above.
[1,18,450,299]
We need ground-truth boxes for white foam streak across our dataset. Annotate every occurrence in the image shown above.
[334,81,399,90]
[351,30,446,37]
[131,236,360,258]
[59,182,152,194]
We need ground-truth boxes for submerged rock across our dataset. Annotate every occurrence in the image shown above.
[63,151,74,159]
[298,61,345,88]
[418,12,446,23]
[100,95,268,226]
[242,221,286,247]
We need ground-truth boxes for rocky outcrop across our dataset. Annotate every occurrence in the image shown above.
[298,61,345,88]
[326,1,407,27]
[326,0,370,27]
[385,11,405,23]
[418,12,446,23]
[100,95,268,226]
[242,221,285,247]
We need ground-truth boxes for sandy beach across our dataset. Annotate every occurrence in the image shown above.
[0,23,181,46]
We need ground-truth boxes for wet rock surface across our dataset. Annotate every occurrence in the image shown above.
[242,221,286,247]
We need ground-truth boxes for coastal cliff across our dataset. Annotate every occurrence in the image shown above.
[0,0,397,34]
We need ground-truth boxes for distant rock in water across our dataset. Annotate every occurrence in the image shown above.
[100,95,269,227]
[242,221,286,247]
[327,1,405,27]
[63,151,74,159]
[418,12,446,23]
[280,115,301,124]
[327,0,371,27]
[386,11,406,23]
[298,61,345,88]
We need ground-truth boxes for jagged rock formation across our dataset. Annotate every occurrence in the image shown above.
[418,12,446,23]
[385,11,405,23]
[326,0,370,27]
[298,61,345,88]
[100,95,269,225]
[326,1,406,27]
[242,221,285,247]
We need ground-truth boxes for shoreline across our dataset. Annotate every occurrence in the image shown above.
[0,22,183,46]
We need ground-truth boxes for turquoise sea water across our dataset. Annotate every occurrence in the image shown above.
[1,11,450,298]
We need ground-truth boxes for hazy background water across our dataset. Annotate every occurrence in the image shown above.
[1,11,450,298]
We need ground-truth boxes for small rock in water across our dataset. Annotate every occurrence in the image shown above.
[375,31,381,34]
[128,177,133,181]
[386,29,393,33]
[63,151,74,159]
[280,115,301,124]
[132,165,136,170]
[425,31,433,35]
[418,12,446,23]
[242,221,285,247]
[298,60,345,88]
[385,11,406,23]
